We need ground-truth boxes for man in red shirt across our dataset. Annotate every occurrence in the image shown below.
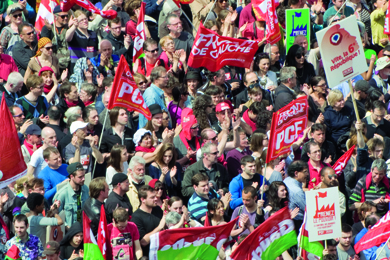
[107,207,143,260]
[305,140,330,190]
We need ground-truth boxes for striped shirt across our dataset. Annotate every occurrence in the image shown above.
[349,175,388,213]
[188,191,218,221]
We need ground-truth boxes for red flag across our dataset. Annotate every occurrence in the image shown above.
[317,192,327,198]
[107,55,152,120]
[332,145,355,177]
[252,0,281,44]
[385,4,390,34]
[150,217,238,259]
[61,0,117,19]
[97,205,108,260]
[133,2,146,64]
[0,95,27,189]
[204,212,211,227]
[230,207,297,260]
[35,0,59,33]
[188,23,259,72]
[355,211,390,253]
[266,96,308,163]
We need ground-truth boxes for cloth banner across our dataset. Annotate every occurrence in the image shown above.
[266,96,308,163]
[230,207,297,260]
[252,0,281,44]
[133,2,146,64]
[35,0,59,32]
[108,55,152,120]
[149,217,238,259]
[97,205,108,260]
[188,23,259,72]
[61,0,117,19]
[298,209,323,260]
[332,145,355,177]
[83,212,104,259]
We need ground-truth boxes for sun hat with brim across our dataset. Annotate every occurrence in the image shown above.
[133,129,152,146]
[376,56,390,71]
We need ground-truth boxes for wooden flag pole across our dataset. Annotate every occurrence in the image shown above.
[348,79,361,123]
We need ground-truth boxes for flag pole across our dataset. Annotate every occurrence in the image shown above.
[375,236,390,260]
[204,1,217,24]
[261,163,267,200]
[328,0,349,25]
[348,79,361,123]
[182,11,198,33]
[325,240,327,249]
[91,109,108,179]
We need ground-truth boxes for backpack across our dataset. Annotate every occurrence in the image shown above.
[52,27,70,69]
[2,26,21,56]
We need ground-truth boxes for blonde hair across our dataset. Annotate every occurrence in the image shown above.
[159,35,174,48]
[15,174,33,194]
[328,89,344,107]
[74,10,87,19]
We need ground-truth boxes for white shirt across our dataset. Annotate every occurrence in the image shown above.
[29,148,46,177]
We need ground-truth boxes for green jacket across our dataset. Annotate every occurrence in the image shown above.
[181,160,229,198]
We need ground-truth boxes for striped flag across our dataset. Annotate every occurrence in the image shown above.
[298,209,323,259]
[97,205,108,260]
[35,0,59,33]
[83,212,104,260]
[133,2,146,64]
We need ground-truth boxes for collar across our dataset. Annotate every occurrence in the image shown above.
[367,114,384,126]
[308,159,324,171]
[151,83,165,95]
[15,233,30,243]
[288,177,303,188]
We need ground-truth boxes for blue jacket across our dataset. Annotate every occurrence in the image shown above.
[143,0,163,21]
[323,105,355,145]
[38,164,68,204]
[229,174,265,210]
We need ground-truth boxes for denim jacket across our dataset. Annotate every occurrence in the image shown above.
[54,183,89,227]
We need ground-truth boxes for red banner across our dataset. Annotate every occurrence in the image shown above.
[188,23,259,72]
[61,0,117,19]
[385,4,390,34]
[108,55,152,120]
[355,211,390,253]
[230,207,297,260]
[97,205,108,260]
[266,96,308,163]
[0,95,27,189]
[332,145,355,177]
[252,0,281,44]
[133,2,146,64]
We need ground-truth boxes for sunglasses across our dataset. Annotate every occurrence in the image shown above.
[155,187,164,191]
[13,13,22,18]
[218,0,228,2]
[191,125,199,129]
[25,31,35,36]
[328,174,337,179]
[13,113,24,118]
[147,48,159,53]
[209,136,218,141]
[45,46,53,51]
[59,14,69,19]
[138,81,146,85]
[210,151,219,155]
[163,117,169,120]
[295,54,303,59]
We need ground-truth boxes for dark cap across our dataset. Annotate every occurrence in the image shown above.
[354,80,370,93]
[186,71,201,81]
[111,173,128,186]
[149,104,163,116]
[25,124,42,135]
[67,162,84,175]
[53,5,63,14]
[43,241,60,255]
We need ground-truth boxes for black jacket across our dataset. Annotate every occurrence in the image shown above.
[104,32,133,67]
[60,222,83,260]
[273,84,297,112]
[345,95,366,120]
[57,98,86,129]
[82,197,104,237]
[234,87,272,109]
[0,85,19,107]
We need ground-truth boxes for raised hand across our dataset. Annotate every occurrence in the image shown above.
[170,166,177,178]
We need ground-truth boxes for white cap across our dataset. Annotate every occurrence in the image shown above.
[133,129,152,146]
[70,121,89,134]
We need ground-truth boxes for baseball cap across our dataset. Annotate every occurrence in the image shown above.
[7,4,23,15]
[354,80,370,93]
[111,173,128,186]
[25,124,42,136]
[67,162,84,175]
[376,56,390,71]
[53,5,63,14]
[43,241,60,255]
[70,121,89,134]
[215,102,232,113]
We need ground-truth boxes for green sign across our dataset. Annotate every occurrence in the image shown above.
[286,8,311,54]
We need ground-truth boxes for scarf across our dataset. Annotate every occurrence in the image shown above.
[179,133,200,165]
[65,99,79,108]
[135,146,156,153]
[23,140,42,156]
[83,100,94,107]
[43,84,53,94]
[242,109,257,132]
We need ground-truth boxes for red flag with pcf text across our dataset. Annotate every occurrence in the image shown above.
[252,0,281,44]
[187,23,259,72]
[133,2,146,63]
[355,211,390,253]
[266,96,308,163]
[107,55,152,120]
[97,205,108,260]
[332,145,355,177]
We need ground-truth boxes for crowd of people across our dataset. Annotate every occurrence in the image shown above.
[1,0,390,259]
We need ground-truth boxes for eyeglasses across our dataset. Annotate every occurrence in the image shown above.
[138,81,146,85]
[44,46,53,51]
[295,54,303,59]
[13,13,22,18]
[25,31,35,36]
[111,26,121,30]
[209,136,218,141]
[155,187,164,191]
[146,48,159,53]
[210,151,219,155]
[169,22,182,27]
[191,125,199,129]
[59,14,69,19]
[13,113,24,118]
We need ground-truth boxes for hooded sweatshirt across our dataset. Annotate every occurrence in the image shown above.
[60,222,83,260]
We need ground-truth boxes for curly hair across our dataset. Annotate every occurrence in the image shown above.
[255,109,272,131]
[266,181,289,211]
[193,95,212,130]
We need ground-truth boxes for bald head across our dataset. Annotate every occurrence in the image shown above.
[320,167,338,188]
[100,39,113,58]
[41,127,57,147]
[293,36,308,53]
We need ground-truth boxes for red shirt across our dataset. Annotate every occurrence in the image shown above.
[307,160,330,190]
[0,54,18,81]
[107,222,140,260]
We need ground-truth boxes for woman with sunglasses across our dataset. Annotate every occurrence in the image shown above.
[252,53,277,93]
[149,179,170,210]
[0,4,24,51]
[168,85,189,126]
[149,143,182,197]
[24,38,65,84]
[285,45,316,87]
[133,73,148,95]
[308,76,328,123]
